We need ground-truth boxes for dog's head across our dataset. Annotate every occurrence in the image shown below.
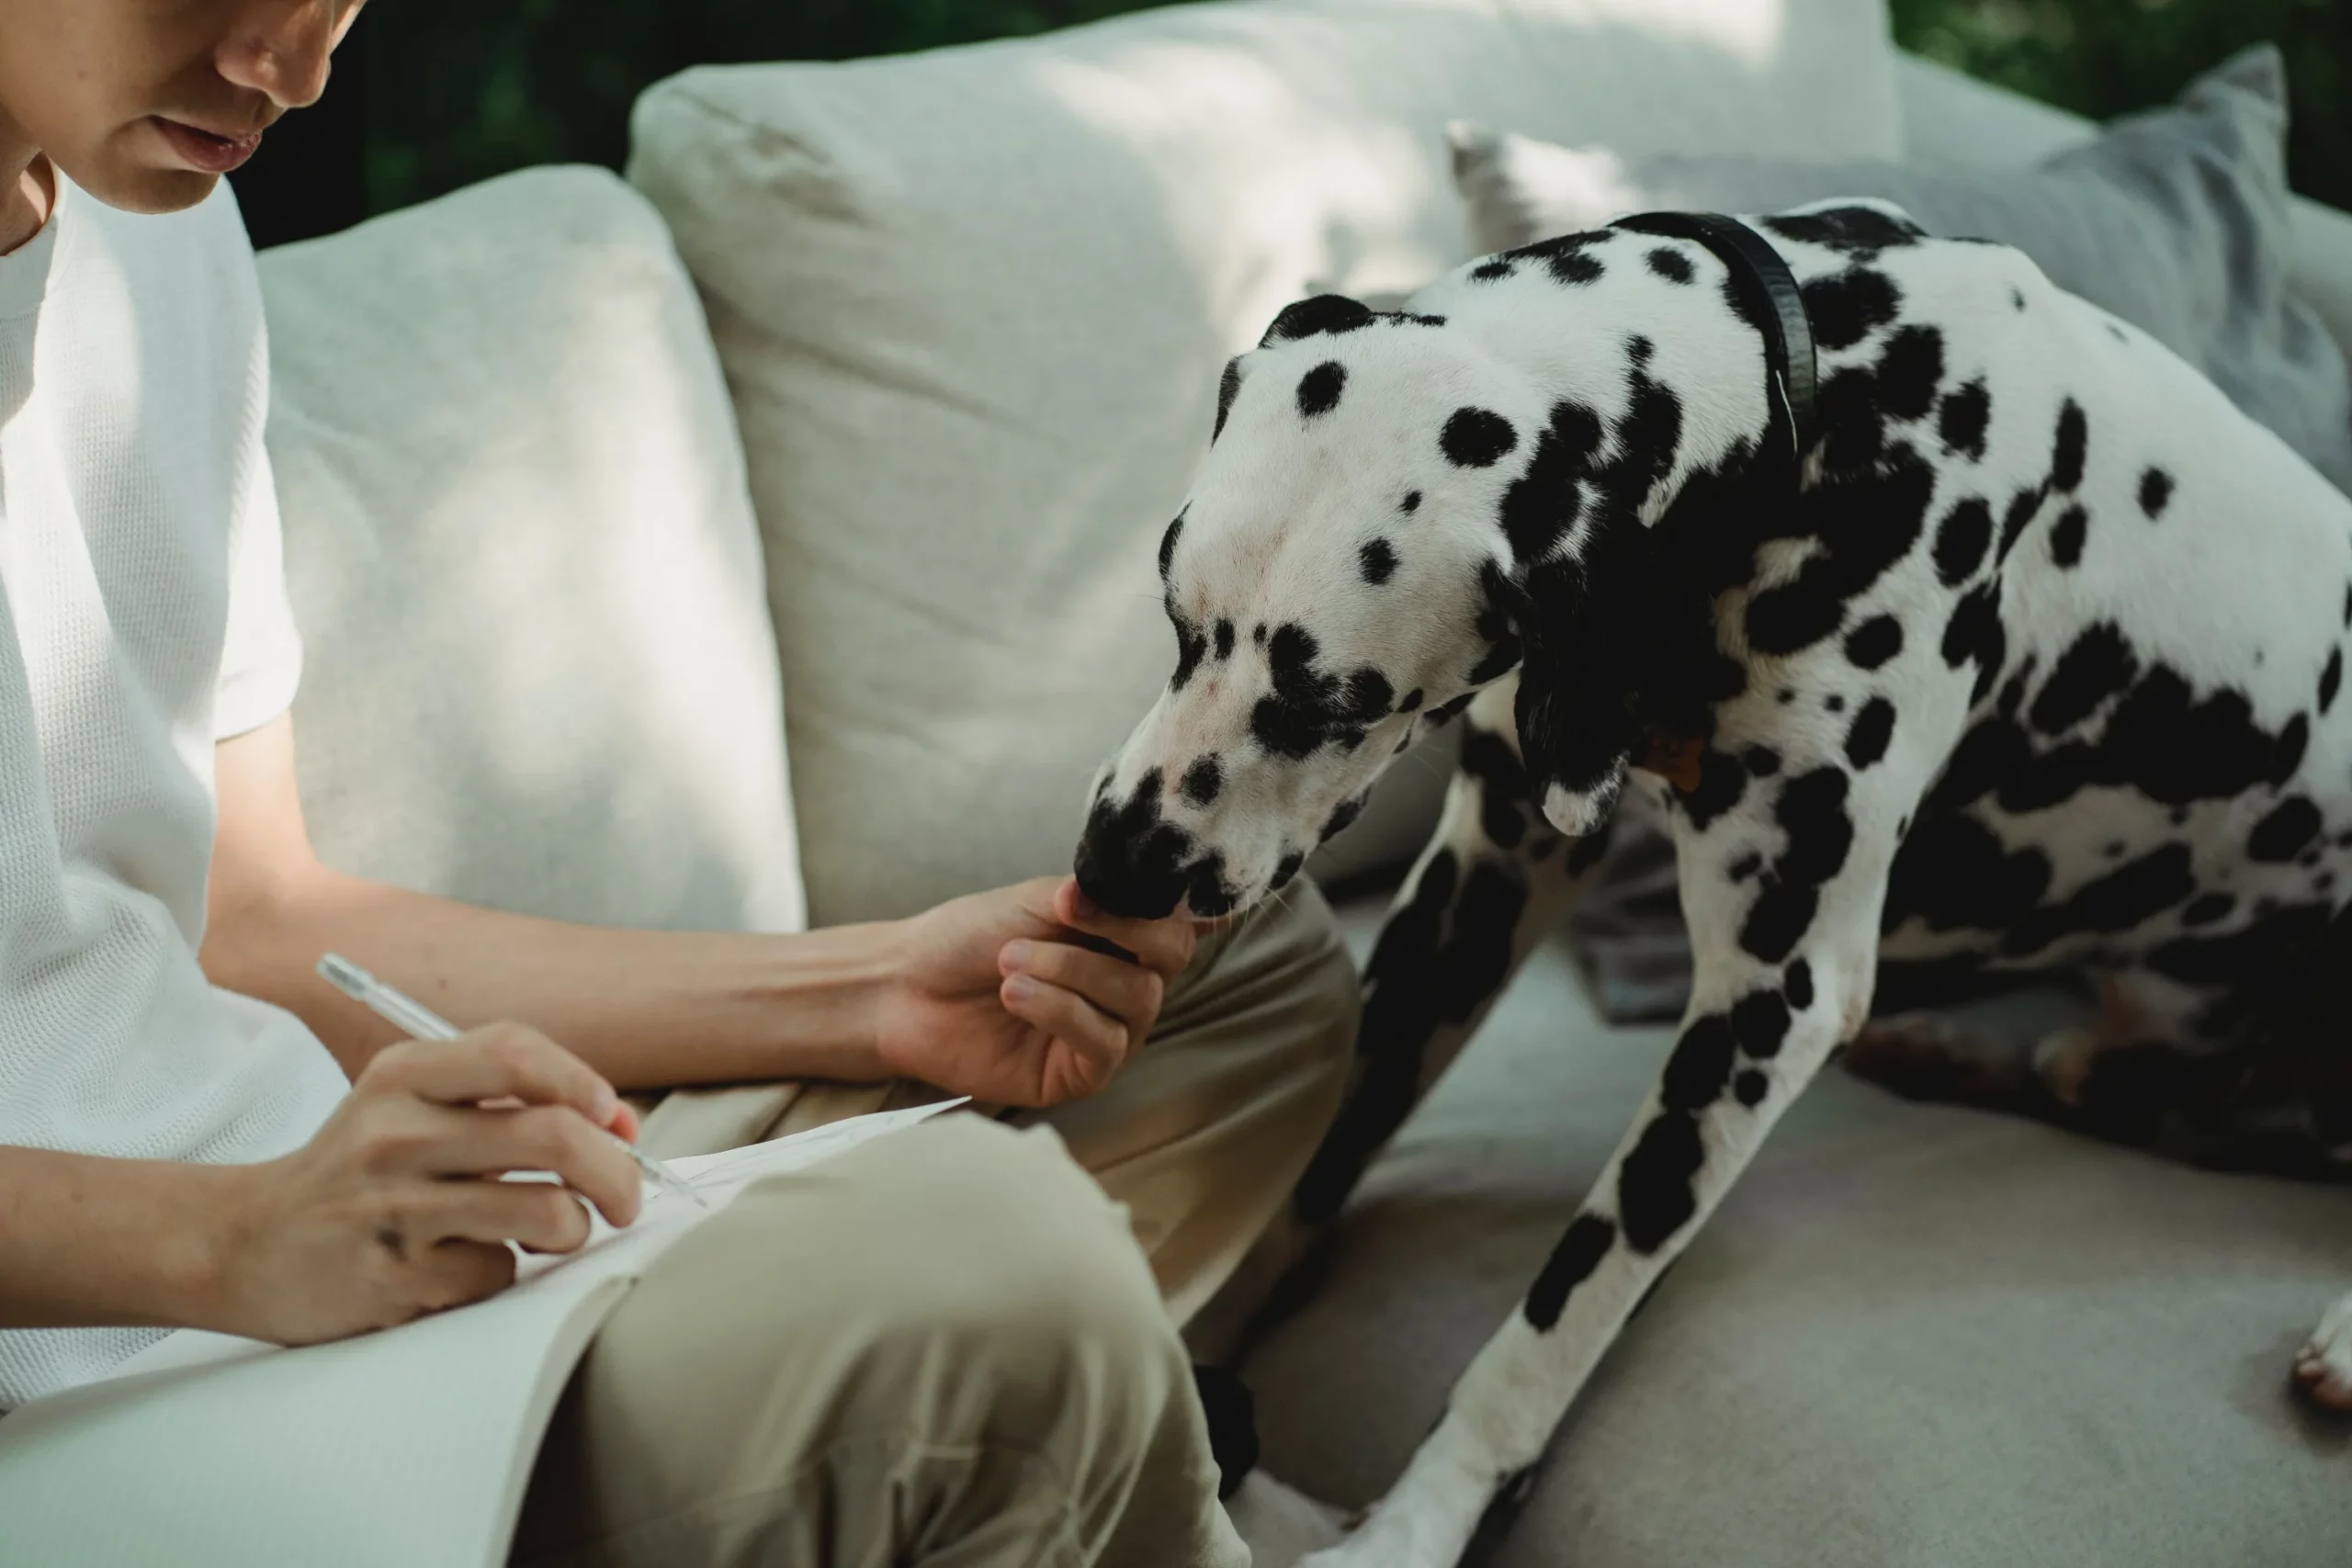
[1076,253,1762,919]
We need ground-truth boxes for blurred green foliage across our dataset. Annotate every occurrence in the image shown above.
[360,0,2352,217]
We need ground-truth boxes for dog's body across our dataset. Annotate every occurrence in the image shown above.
[1076,201,2352,1567]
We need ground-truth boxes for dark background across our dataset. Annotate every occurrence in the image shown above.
[232,0,2352,250]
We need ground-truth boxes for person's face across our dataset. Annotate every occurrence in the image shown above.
[0,0,366,213]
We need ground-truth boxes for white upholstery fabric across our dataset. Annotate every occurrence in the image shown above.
[628,0,1903,925]
[260,166,806,935]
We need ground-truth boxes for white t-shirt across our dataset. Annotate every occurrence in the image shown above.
[0,176,350,1409]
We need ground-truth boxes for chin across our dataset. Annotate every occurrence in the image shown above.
[61,135,225,216]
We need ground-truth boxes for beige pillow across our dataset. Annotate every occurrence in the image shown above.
[630,0,1903,925]
[262,166,807,935]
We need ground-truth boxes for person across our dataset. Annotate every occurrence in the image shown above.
[0,3,1357,1563]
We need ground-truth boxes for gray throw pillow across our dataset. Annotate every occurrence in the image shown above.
[1451,44,2352,1021]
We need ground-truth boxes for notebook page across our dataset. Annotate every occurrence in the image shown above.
[0,1099,967,1567]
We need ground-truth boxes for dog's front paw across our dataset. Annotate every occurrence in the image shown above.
[1297,1473,1488,1568]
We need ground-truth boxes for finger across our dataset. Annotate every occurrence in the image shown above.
[409,1237,518,1314]
[366,1024,620,1129]
[1054,879,1198,979]
[418,1179,598,1257]
[411,1104,643,1228]
[1000,974,1129,1089]
[1001,941,1165,1036]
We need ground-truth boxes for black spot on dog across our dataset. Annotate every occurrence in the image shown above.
[2031,623,2137,734]
[1735,1069,1770,1107]
[1214,618,1236,660]
[1261,293,1374,344]
[1251,623,1393,759]
[1679,749,1748,832]
[1296,360,1346,418]
[1826,694,1846,714]
[1763,205,1924,256]
[2001,843,2196,957]
[1213,360,1242,442]
[1508,231,1610,286]
[1462,723,1534,850]
[2181,892,2235,927]
[1746,445,1936,656]
[2050,503,2088,568]
[1997,482,2049,563]
[1398,688,1424,713]
[1627,334,1655,367]
[1646,245,1694,283]
[1939,585,2007,703]
[1401,490,1422,515]
[1845,615,1903,670]
[1498,399,1604,562]
[1471,258,1516,283]
[1731,990,1791,1058]
[1933,497,1994,586]
[1846,697,1895,768]
[1744,746,1781,777]
[1741,768,1853,964]
[1159,513,1184,579]
[1270,852,1305,892]
[1523,1213,1617,1332]
[1619,1111,1706,1253]
[1786,959,1815,1010]
[2140,468,2175,519]
[1799,267,1900,352]
[1442,407,1520,468]
[1875,325,1945,422]
[1662,1014,1737,1110]
[1359,538,1397,585]
[2322,649,2343,714]
[1729,851,1763,881]
[1181,755,1223,807]
[1938,378,1991,460]
[2250,797,2323,863]
[1170,615,1208,691]
[1426,693,1475,727]
[2050,400,2088,492]
[1883,813,2051,936]
[2011,287,2027,311]
[1319,795,1365,844]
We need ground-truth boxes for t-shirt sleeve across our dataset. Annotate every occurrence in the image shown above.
[214,441,305,740]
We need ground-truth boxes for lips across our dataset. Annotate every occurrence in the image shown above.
[153,117,266,175]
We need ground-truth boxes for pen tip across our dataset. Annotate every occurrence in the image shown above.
[317,953,367,990]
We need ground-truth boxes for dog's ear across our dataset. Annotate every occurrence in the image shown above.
[1510,552,1642,838]
[1259,293,1374,346]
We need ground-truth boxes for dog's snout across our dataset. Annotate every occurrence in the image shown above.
[1074,769,1195,919]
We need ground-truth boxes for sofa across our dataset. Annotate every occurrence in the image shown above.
[254,1,2352,1562]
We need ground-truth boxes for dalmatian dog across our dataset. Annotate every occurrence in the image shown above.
[1073,198,2352,1568]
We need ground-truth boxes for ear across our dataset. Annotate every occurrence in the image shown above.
[1259,293,1374,346]
[1510,552,1642,838]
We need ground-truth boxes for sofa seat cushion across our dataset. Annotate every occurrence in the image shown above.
[262,165,806,934]
[628,0,1902,925]
[1241,900,2352,1566]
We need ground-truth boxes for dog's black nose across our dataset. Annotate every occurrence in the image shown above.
[1074,770,1193,919]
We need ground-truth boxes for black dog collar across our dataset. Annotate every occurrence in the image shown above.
[1611,211,1818,463]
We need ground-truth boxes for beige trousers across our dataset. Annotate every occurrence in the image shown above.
[510,884,1356,1568]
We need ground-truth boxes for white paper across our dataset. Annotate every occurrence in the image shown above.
[0,1099,966,1568]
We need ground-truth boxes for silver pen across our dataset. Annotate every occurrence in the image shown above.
[316,953,707,1209]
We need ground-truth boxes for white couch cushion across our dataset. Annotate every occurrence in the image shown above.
[261,165,806,935]
[629,0,1902,925]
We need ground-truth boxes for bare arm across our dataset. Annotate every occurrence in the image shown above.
[201,716,1196,1104]
[0,1147,234,1330]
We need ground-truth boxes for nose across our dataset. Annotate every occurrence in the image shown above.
[218,1,353,110]
[1072,769,1197,919]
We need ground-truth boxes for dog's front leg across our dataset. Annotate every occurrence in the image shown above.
[1306,753,1910,1568]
